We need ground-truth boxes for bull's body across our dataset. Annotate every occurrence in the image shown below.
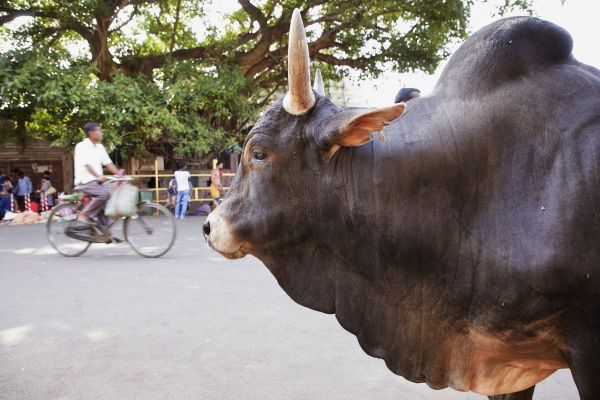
[206,15,600,399]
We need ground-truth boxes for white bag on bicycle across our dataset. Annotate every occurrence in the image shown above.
[105,184,139,217]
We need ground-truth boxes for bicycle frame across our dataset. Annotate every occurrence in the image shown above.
[68,198,155,237]
[59,177,141,236]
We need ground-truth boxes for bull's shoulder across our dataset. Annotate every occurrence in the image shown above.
[435,17,573,95]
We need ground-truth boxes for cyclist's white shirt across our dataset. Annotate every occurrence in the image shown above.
[74,138,113,184]
[174,170,190,191]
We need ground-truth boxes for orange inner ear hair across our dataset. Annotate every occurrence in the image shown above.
[335,103,406,147]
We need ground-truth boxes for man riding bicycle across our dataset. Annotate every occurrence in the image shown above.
[71,123,121,236]
[48,123,176,256]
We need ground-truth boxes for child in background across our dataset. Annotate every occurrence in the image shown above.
[166,177,177,209]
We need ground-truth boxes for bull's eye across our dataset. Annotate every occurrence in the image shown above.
[253,151,267,161]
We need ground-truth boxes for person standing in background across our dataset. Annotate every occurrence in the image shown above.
[16,171,32,211]
[10,170,19,193]
[210,160,223,207]
[0,177,12,219]
[8,171,19,210]
[40,176,56,208]
[394,87,421,104]
[174,163,191,219]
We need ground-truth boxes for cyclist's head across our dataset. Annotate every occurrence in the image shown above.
[179,163,187,170]
[84,123,103,142]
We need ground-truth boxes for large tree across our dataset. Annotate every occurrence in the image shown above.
[0,0,532,160]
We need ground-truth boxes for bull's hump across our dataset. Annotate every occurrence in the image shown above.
[435,17,573,95]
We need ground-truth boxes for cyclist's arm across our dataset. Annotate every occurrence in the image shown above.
[85,164,106,182]
[105,163,119,175]
[99,144,119,177]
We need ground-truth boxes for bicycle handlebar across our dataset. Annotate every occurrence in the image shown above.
[106,176,135,182]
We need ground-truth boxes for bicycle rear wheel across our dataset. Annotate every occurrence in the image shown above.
[124,203,176,258]
[47,202,92,257]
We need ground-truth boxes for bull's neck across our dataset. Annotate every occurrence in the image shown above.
[322,109,470,294]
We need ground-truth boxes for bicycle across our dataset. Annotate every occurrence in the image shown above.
[46,177,176,258]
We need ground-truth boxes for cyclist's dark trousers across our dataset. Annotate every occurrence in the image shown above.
[79,180,109,225]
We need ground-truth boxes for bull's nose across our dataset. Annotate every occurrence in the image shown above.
[202,221,211,240]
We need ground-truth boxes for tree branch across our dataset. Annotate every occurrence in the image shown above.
[109,4,139,33]
[257,82,283,106]
[120,45,214,75]
[235,0,275,70]
[169,0,182,53]
[311,52,376,68]
[0,7,35,25]
[0,6,93,41]
[238,0,268,31]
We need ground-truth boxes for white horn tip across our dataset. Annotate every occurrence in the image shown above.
[289,9,305,36]
[313,69,325,96]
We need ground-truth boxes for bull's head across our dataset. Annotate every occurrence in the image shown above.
[204,9,405,291]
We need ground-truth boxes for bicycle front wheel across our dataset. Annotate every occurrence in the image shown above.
[47,202,92,257]
[124,203,176,258]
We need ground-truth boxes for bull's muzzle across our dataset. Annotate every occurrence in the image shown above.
[204,210,246,259]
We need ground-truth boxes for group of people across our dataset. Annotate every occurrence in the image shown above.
[167,160,224,219]
[0,169,57,219]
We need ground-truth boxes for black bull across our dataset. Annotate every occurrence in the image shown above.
[205,15,600,399]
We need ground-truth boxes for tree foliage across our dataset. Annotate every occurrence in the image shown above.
[0,48,257,158]
[0,0,533,160]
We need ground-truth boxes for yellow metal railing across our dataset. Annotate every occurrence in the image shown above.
[129,162,235,204]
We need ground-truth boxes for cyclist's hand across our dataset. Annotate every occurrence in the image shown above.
[99,176,109,183]
[117,169,125,177]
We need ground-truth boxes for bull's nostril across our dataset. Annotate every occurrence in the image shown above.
[202,221,211,240]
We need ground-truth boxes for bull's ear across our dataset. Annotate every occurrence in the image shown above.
[325,103,406,148]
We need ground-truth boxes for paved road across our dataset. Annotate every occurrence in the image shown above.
[0,219,579,400]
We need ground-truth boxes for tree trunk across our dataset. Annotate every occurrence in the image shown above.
[90,17,114,81]
[16,117,27,150]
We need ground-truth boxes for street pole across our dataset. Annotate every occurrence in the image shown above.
[154,158,159,203]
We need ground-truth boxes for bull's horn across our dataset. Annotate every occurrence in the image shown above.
[313,69,325,96]
[283,9,315,115]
